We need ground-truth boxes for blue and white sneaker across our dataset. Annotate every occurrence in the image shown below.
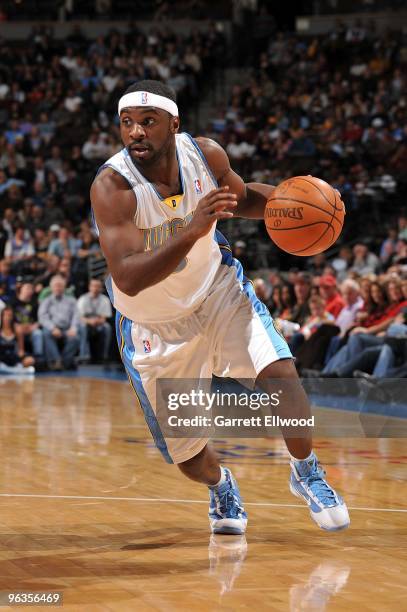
[289,453,350,531]
[209,468,248,535]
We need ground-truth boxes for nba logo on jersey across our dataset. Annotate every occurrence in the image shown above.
[143,339,151,353]
[194,179,202,194]
[141,92,148,105]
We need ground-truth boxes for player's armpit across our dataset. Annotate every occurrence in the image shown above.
[196,137,246,199]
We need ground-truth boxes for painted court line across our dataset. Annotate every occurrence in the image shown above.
[0,493,405,513]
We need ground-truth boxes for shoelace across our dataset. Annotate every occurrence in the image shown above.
[216,487,242,518]
[300,464,338,506]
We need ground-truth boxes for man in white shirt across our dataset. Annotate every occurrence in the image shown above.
[335,279,364,336]
[77,278,112,363]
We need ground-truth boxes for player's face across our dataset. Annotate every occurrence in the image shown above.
[120,107,179,166]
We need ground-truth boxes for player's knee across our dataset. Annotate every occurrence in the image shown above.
[257,358,298,380]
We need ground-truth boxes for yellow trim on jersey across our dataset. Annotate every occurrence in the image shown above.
[119,315,125,358]
[162,194,183,210]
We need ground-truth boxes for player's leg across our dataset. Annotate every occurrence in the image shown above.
[257,359,350,531]
[257,358,312,459]
[177,443,220,485]
[214,261,349,532]
[178,444,247,535]
[115,309,246,534]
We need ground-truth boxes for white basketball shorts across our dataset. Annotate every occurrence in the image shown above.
[115,252,292,464]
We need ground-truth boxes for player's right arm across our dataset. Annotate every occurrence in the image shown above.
[90,170,237,297]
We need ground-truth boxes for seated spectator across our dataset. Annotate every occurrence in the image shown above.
[82,132,112,161]
[354,311,407,380]
[301,296,335,340]
[279,283,296,320]
[290,272,311,326]
[290,295,334,353]
[270,284,282,318]
[11,282,43,361]
[351,278,407,336]
[354,280,388,329]
[253,278,272,309]
[331,246,353,281]
[77,278,112,364]
[0,305,35,374]
[0,259,16,302]
[43,197,65,228]
[351,243,380,276]
[335,279,364,336]
[4,224,35,262]
[48,226,80,259]
[380,227,399,266]
[306,253,327,276]
[322,279,364,365]
[38,275,80,370]
[321,278,407,376]
[318,314,407,379]
[319,275,345,318]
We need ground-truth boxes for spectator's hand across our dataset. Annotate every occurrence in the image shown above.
[52,327,62,338]
[66,327,77,337]
[350,326,366,335]
[355,311,368,322]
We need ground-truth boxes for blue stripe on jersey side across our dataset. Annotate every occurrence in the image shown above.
[184,133,219,188]
[105,275,114,306]
[115,311,173,464]
[213,231,292,358]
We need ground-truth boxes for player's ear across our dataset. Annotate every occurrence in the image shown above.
[171,116,180,134]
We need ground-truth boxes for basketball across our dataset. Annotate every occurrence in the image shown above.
[264,176,345,256]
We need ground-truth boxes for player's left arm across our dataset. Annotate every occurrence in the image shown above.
[197,137,274,219]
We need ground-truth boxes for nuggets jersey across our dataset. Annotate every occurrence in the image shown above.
[99,133,221,323]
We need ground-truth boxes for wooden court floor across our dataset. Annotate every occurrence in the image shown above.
[0,376,406,611]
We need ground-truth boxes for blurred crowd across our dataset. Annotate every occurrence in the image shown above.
[0,22,225,373]
[252,252,407,381]
[214,20,406,266]
[0,16,406,378]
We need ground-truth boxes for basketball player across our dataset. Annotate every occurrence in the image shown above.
[91,80,350,535]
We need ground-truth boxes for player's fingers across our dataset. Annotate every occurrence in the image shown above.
[202,192,237,207]
[214,211,234,220]
[206,199,237,212]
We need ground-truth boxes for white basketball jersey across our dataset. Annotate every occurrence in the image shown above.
[99,133,222,323]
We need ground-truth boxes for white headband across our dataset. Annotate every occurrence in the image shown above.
[118,91,178,116]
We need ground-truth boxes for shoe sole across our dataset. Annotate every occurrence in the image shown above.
[289,482,350,532]
[212,525,246,535]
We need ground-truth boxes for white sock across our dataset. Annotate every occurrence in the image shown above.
[289,451,315,463]
[209,465,227,488]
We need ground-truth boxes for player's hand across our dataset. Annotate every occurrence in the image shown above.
[186,186,237,240]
